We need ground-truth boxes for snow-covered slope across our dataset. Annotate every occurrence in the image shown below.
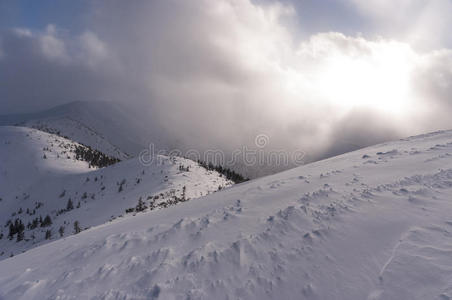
[26,117,129,160]
[0,126,96,194]
[0,126,232,260]
[2,130,452,299]
[0,101,160,157]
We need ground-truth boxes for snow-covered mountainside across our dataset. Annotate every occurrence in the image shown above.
[0,126,101,193]
[0,101,160,157]
[2,130,452,299]
[0,126,232,260]
[26,117,129,160]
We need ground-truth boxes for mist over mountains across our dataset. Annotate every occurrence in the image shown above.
[1,0,451,179]
[0,101,397,178]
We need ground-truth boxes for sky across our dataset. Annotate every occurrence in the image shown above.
[0,0,452,168]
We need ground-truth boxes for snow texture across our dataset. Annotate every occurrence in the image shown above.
[2,128,452,299]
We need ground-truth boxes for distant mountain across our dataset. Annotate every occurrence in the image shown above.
[0,126,232,259]
[0,101,162,158]
[25,117,130,160]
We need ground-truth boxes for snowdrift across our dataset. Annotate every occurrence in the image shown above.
[1,130,452,299]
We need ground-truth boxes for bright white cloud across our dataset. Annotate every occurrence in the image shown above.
[78,31,109,67]
[39,25,68,62]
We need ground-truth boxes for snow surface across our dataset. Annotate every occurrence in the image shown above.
[2,129,452,299]
[0,101,159,157]
[26,117,129,160]
[0,126,232,259]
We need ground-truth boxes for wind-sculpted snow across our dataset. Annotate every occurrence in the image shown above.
[2,130,452,299]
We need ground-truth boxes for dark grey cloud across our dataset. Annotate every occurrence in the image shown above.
[0,27,118,113]
[317,110,402,160]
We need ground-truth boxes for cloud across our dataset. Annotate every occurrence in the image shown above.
[39,25,69,62]
[345,0,452,50]
[0,25,117,113]
[0,0,451,176]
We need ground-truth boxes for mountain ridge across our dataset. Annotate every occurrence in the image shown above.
[0,126,233,260]
[0,101,160,157]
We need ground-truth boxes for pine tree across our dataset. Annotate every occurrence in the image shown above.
[74,221,81,234]
[58,226,65,237]
[135,197,147,212]
[8,223,14,240]
[8,219,25,240]
[45,230,52,240]
[118,179,126,193]
[182,186,187,201]
[16,230,24,242]
[66,198,74,211]
[41,215,52,227]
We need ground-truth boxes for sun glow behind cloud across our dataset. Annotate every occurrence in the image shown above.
[312,39,415,115]
[281,33,422,126]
